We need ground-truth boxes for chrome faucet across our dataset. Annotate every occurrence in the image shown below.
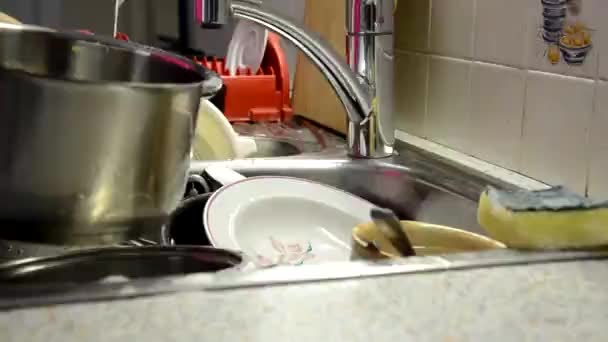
[195,0,394,158]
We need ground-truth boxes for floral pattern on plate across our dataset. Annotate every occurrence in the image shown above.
[255,237,314,267]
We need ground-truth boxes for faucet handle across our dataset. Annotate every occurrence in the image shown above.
[195,0,232,28]
[194,0,240,28]
[195,0,264,28]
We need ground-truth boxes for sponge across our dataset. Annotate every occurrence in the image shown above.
[478,186,608,250]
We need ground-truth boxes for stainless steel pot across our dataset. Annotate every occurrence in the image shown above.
[0,24,222,245]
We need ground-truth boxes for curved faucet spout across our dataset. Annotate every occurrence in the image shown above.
[196,0,394,158]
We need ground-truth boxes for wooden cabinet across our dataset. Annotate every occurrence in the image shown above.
[293,0,347,133]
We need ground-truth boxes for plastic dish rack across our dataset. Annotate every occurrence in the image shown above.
[116,32,293,122]
[194,33,293,122]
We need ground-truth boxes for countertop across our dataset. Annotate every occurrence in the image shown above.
[1,259,607,341]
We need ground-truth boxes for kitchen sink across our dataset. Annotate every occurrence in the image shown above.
[3,140,608,310]
[190,141,502,237]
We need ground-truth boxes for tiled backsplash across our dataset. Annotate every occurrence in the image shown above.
[394,0,608,197]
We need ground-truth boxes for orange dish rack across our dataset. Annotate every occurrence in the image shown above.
[194,33,293,122]
[114,31,292,122]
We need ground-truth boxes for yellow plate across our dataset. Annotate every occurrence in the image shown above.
[352,220,504,259]
[0,12,21,25]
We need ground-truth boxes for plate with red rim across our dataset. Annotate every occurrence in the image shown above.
[203,166,374,267]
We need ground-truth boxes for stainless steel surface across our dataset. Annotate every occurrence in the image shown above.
[0,24,222,245]
[198,0,231,27]
[196,0,393,158]
[190,143,495,235]
[371,207,416,257]
[119,237,158,247]
[245,138,302,158]
[0,246,242,284]
[0,240,77,261]
[232,120,335,155]
[346,0,395,149]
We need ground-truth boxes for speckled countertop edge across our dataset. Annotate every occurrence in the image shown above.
[1,260,608,341]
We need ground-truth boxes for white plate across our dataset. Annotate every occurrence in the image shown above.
[225,20,268,76]
[204,176,374,267]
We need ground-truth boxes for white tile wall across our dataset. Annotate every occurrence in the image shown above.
[469,62,525,170]
[395,0,608,196]
[395,51,428,137]
[520,72,593,194]
[395,0,430,52]
[474,0,527,67]
[426,56,471,151]
[430,0,475,59]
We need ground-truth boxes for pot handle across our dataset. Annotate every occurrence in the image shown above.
[201,70,224,99]
[204,165,247,187]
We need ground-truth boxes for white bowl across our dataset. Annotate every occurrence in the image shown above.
[192,99,257,160]
[226,21,268,76]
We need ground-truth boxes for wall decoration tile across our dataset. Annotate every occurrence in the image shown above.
[395,51,428,137]
[430,0,476,59]
[426,56,471,152]
[524,0,600,79]
[587,81,608,198]
[395,0,430,52]
[474,0,527,67]
[470,62,525,170]
[520,71,593,194]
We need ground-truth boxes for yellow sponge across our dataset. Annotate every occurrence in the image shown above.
[478,186,608,250]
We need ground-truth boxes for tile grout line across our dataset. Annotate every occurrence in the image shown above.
[422,0,432,138]
[585,84,596,197]
[426,0,433,52]
[465,59,474,154]
[518,69,529,175]
[465,0,478,155]
[585,48,602,197]
[470,0,478,62]
[394,48,606,82]
[514,0,529,174]
[416,0,433,138]
[422,52,430,138]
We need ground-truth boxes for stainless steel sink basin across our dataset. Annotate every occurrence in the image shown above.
[190,141,511,237]
[245,138,303,158]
